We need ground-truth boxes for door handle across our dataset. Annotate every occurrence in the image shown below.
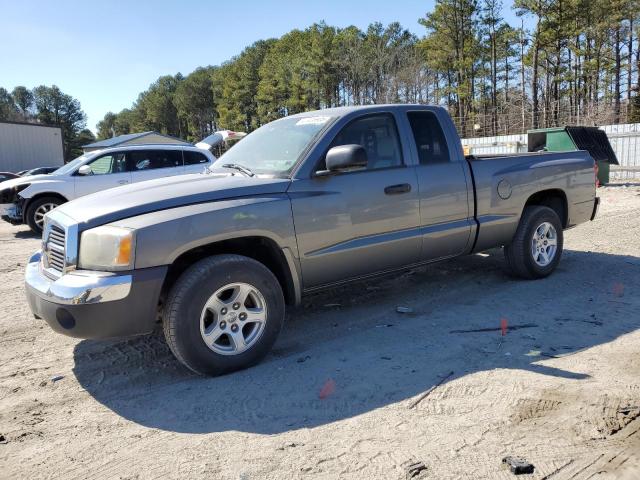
[384,183,411,195]
[118,180,129,185]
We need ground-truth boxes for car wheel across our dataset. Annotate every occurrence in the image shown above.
[504,205,564,279]
[26,196,63,234]
[163,254,285,376]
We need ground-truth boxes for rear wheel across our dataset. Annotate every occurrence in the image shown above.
[26,196,63,234]
[504,206,563,279]
[163,254,285,376]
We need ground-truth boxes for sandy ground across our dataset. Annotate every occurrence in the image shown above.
[1,183,639,480]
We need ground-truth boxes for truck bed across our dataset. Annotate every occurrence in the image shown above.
[465,150,596,252]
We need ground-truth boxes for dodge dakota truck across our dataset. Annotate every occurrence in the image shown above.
[24,105,599,376]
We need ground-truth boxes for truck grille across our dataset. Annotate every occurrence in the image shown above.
[44,224,66,274]
[39,210,78,279]
[48,225,66,271]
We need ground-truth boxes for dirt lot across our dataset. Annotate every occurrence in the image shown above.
[1,183,639,480]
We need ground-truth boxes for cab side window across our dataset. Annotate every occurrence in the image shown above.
[407,111,451,164]
[329,114,403,170]
[130,150,182,171]
[87,153,127,175]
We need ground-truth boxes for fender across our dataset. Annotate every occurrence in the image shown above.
[19,179,75,202]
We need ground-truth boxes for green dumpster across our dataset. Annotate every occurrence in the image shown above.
[527,126,619,185]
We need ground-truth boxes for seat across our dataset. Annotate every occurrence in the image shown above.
[362,129,380,168]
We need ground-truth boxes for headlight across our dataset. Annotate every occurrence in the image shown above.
[78,226,135,271]
[0,184,29,203]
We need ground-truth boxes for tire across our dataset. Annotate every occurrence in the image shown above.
[25,196,63,234]
[504,205,564,279]
[163,254,285,376]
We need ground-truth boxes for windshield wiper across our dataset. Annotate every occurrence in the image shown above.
[221,163,255,177]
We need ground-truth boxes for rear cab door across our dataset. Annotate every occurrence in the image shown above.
[289,109,422,289]
[402,108,475,260]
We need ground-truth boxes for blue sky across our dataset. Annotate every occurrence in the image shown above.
[1,0,523,133]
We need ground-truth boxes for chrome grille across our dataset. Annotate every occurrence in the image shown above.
[46,224,66,272]
[40,210,78,278]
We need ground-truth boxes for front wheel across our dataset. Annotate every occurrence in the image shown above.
[162,254,285,376]
[504,205,564,279]
[26,196,63,234]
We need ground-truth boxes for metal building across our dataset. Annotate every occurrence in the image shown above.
[0,121,64,173]
[83,131,191,153]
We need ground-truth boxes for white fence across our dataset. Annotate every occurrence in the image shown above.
[461,123,640,180]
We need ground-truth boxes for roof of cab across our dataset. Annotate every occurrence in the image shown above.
[287,104,446,118]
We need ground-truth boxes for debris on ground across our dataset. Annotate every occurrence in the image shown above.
[555,317,603,326]
[540,352,560,359]
[51,375,64,383]
[408,371,454,409]
[0,434,7,444]
[450,323,538,334]
[318,379,336,399]
[404,460,428,479]
[396,306,413,314]
[502,456,535,475]
[276,442,304,451]
[501,318,508,336]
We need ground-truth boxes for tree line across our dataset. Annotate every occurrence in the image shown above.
[97,0,640,141]
[3,0,640,150]
[0,85,95,160]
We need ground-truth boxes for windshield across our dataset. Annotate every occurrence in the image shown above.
[52,153,93,175]
[213,115,334,175]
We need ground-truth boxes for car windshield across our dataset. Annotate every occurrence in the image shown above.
[52,153,93,175]
[212,115,334,176]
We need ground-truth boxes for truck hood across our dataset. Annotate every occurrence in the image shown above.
[55,172,291,228]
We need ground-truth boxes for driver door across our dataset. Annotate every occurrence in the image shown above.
[289,113,421,288]
[74,152,131,197]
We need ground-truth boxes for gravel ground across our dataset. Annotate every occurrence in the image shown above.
[1,183,639,480]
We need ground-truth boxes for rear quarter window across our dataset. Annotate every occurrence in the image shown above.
[184,151,209,165]
[407,111,451,164]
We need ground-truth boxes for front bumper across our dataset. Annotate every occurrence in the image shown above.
[0,202,22,225]
[25,251,167,339]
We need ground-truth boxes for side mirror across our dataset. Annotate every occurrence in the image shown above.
[324,144,368,173]
[77,165,93,176]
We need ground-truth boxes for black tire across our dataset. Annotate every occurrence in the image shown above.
[25,196,63,234]
[504,206,564,279]
[163,254,285,376]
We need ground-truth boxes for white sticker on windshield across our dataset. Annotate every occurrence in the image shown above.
[296,116,331,126]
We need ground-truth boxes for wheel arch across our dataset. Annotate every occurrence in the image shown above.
[160,236,301,307]
[21,192,69,222]
[523,189,568,228]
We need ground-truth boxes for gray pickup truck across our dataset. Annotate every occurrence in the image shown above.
[25,105,599,375]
